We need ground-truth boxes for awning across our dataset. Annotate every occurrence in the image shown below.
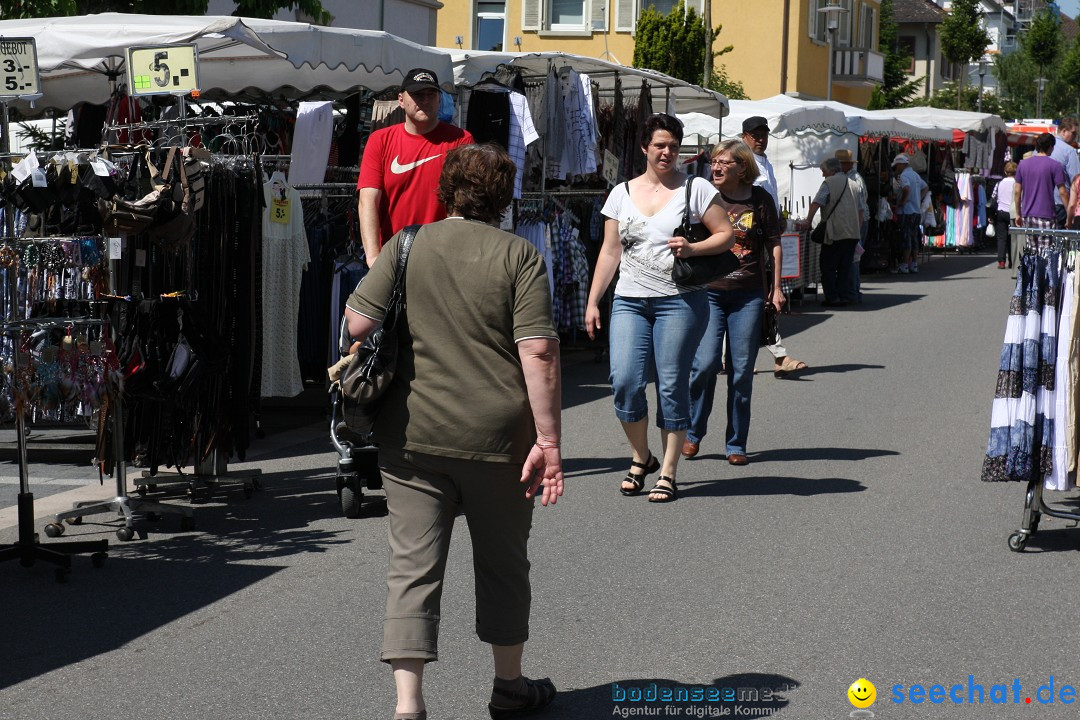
[0,13,454,114]
[447,50,728,117]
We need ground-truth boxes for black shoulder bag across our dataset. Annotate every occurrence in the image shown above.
[753,190,780,346]
[671,177,741,285]
[340,224,419,436]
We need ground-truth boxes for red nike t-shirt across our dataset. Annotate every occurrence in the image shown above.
[357,122,474,245]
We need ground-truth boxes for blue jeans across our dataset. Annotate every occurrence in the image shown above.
[687,288,764,454]
[608,292,709,430]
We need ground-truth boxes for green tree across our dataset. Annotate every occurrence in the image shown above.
[0,0,76,19]
[708,65,747,100]
[905,81,1002,115]
[1026,8,1063,116]
[1062,39,1080,114]
[939,0,990,109]
[634,1,719,88]
[868,0,921,109]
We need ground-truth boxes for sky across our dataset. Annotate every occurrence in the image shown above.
[1061,0,1080,20]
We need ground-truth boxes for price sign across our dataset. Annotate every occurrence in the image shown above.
[126,44,200,96]
[0,37,41,98]
[602,149,620,187]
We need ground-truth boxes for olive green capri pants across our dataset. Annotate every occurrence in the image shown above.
[378,447,535,663]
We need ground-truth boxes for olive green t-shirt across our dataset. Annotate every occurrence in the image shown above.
[346,218,557,463]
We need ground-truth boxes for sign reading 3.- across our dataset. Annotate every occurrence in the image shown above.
[0,37,42,98]
[126,44,200,96]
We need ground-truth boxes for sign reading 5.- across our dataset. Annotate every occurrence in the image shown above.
[0,38,42,98]
[126,44,200,97]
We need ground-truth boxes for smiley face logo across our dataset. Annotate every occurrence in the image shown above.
[848,678,876,708]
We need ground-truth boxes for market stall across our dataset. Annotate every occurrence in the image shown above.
[0,14,450,538]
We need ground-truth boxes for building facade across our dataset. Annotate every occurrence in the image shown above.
[435,0,884,106]
[207,0,443,45]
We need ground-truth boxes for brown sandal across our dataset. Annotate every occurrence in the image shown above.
[774,357,808,378]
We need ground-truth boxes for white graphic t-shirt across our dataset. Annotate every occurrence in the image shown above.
[601,176,718,297]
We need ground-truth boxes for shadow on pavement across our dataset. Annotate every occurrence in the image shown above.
[770,362,885,380]
[545,672,798,719]
[1011,527,1080,554]
[0,468,369,690]
[747,447,899,463]
[680,475,864,497]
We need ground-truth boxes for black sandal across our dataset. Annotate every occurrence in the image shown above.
[488,676,557,719]
[621,453,660,496]
[647,475,677,503]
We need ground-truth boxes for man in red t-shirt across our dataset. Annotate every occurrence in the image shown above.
[357,68,474,266]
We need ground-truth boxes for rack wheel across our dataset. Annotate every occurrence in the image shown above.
[91,552,107,568]
[65,516,82,525]
[136,485,148,497]
[55,568,70,583]
[1008,532,1028,552]
[179,516,196,532]
[44,523,65,538]
[116,526,136,542]
[340,476,363,519]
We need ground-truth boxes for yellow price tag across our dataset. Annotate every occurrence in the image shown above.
[271,196,290,225]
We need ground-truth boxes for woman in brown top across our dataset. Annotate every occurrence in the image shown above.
[683,139,784,465]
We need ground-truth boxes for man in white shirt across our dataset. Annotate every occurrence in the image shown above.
[742,116,779,211]
[739,116,808,378]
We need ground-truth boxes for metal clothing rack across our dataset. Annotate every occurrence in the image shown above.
[0,317,109,581]
[43,266,196,542]
[1002,228,1080,551]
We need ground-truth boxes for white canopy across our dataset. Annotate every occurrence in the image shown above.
[447,50,728,117]
[0,13,454,114]
[679,95,955,215]
[871,106,1008,135]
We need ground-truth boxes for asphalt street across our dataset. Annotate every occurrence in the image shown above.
[3,250,1080,720]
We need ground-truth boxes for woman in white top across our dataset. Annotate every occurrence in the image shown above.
[994,161,1017,270]
[585,113,734,503]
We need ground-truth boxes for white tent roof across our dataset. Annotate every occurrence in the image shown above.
[0,13,454,114]
[870,106,1008,135]
[447,50,728,116]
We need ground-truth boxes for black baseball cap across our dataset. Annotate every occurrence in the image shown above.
[742,116,769,133]
[402,68,440,94]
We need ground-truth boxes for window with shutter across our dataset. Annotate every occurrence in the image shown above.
[523,0,541,30]
[615,0,636,31]
[590,0,608,31]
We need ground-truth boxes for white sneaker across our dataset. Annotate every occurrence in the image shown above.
[899,263,910,274]
[910,264,919,274]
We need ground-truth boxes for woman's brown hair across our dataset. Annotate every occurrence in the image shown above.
[437,144,516,223]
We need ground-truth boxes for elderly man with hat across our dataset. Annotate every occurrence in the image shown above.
[358,67,474,267]
[892,153,928,274]
[835,148,868,300]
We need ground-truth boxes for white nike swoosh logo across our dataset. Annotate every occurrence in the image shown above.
[391,154,442,174]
